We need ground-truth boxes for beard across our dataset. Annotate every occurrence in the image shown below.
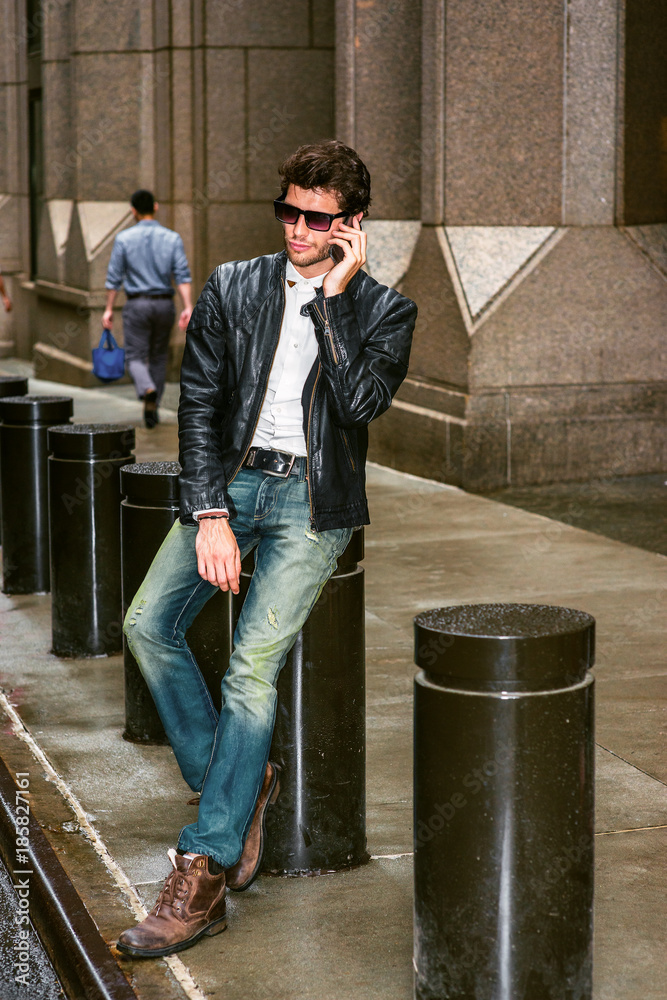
[283,232,331,268]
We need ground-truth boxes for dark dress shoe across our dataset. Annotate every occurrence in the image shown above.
[117,850,226,958]
[225,761,281,892]
[143,389,159,428]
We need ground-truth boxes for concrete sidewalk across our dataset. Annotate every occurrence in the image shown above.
[0,370,665,1000]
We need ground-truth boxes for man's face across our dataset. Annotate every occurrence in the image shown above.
[281,184,347,269]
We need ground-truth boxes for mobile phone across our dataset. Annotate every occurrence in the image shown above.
[329,243,346,265]
[329,217,362,264]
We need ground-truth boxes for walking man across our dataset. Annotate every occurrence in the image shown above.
[103,190,193,427]
[117,140,417,958]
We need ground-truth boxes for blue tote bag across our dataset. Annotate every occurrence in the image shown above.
[92,329,125,382]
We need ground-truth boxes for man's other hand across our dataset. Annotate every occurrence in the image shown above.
[178,307,193,331]
[195,517,241,593]
[102,308,114,329]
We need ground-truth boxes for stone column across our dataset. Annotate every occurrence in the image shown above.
[0,0,31,358]
[25,0,337,386]
[363,0,667,489]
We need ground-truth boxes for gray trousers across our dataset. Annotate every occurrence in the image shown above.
[122,296,176,401]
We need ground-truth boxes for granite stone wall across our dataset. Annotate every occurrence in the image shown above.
[355,0,667,488]
[1,0,665,484]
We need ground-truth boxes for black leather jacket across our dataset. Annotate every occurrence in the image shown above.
[178,250,417,531]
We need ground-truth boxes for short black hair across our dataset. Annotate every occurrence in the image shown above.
[278,140,371,218]
[131,189,156,215]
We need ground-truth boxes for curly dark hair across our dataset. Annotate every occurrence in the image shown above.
[278,140,372,218]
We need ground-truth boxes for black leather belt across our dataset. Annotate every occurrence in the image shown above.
[126,292,173,300]
[243,447,302,478]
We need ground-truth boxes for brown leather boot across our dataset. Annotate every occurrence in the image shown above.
[225,761,281,892]
[117,850,226,958]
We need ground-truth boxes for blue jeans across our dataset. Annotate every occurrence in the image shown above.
[123,462,352,868]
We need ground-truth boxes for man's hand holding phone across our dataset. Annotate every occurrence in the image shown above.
[323,215,367,298]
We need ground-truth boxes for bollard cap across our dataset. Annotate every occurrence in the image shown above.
[0,394,73,425]
[414,603,595,692]
[48,422,135,459]
[120,461,181,504]
[0,376,29,398]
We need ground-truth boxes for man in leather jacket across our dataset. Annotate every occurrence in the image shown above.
[117,140,417,959]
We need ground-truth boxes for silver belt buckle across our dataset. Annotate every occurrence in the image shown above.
[266,452,296,478]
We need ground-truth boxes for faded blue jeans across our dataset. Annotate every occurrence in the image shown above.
[123,462,352,868]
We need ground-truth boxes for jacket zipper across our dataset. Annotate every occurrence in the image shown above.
[340,427,356,472]
[228,279,286,487]
[313,299,338,364]
[305,365,321,530]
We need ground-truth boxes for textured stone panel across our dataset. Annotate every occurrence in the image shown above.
[463,418,509,491]
[353,0,422,219]
[563,0,617,225]
[171,48,193,202]
[367,401,463,487]
[43,61,73,200]
[1,5,24,84]
[0,86,8,191]
[400,226,470,390]
[205,49,245,202]
[396,377,467,420]
[247,49,335,201]
[37,199,73,283]
[421,0,446,224]
[206,204,283,275]
[312,0,335,47]
[72,53,143,201]
[623,0,667,223]
[206,0,309,47]
[624,224,667,279]
[0,196,21,264]
[73,0,151,52]
[363,220,421,289]
[445,226,555,318]
[171,0,192,48]
[64,201,132,289]
[470,227,667,389]
[445,0,564,225]
[43,0,72,61]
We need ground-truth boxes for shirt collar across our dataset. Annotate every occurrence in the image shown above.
[285,259,325,290]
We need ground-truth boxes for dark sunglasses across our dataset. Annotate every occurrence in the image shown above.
[274,196,348,232]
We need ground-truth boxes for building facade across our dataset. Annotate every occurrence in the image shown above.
[1,0,666,488]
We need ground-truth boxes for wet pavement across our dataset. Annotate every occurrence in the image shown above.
[482,474,667,557]
[0,361,665,999]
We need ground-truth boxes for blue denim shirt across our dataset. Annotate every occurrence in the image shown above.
[105,220,191,296]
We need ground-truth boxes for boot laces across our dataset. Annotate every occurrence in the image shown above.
[153,849,193,916]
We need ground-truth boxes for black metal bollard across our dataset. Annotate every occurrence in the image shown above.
[0,395,73,594]
[232,529,368,876]
[413,603,595,1000]
[0,377,28,398]
[120,461,232,743]
[0,377,29,543]
[48,424,135,657]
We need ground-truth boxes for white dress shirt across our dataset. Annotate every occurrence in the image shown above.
[193,259,323,520]
[250,258,322,456]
